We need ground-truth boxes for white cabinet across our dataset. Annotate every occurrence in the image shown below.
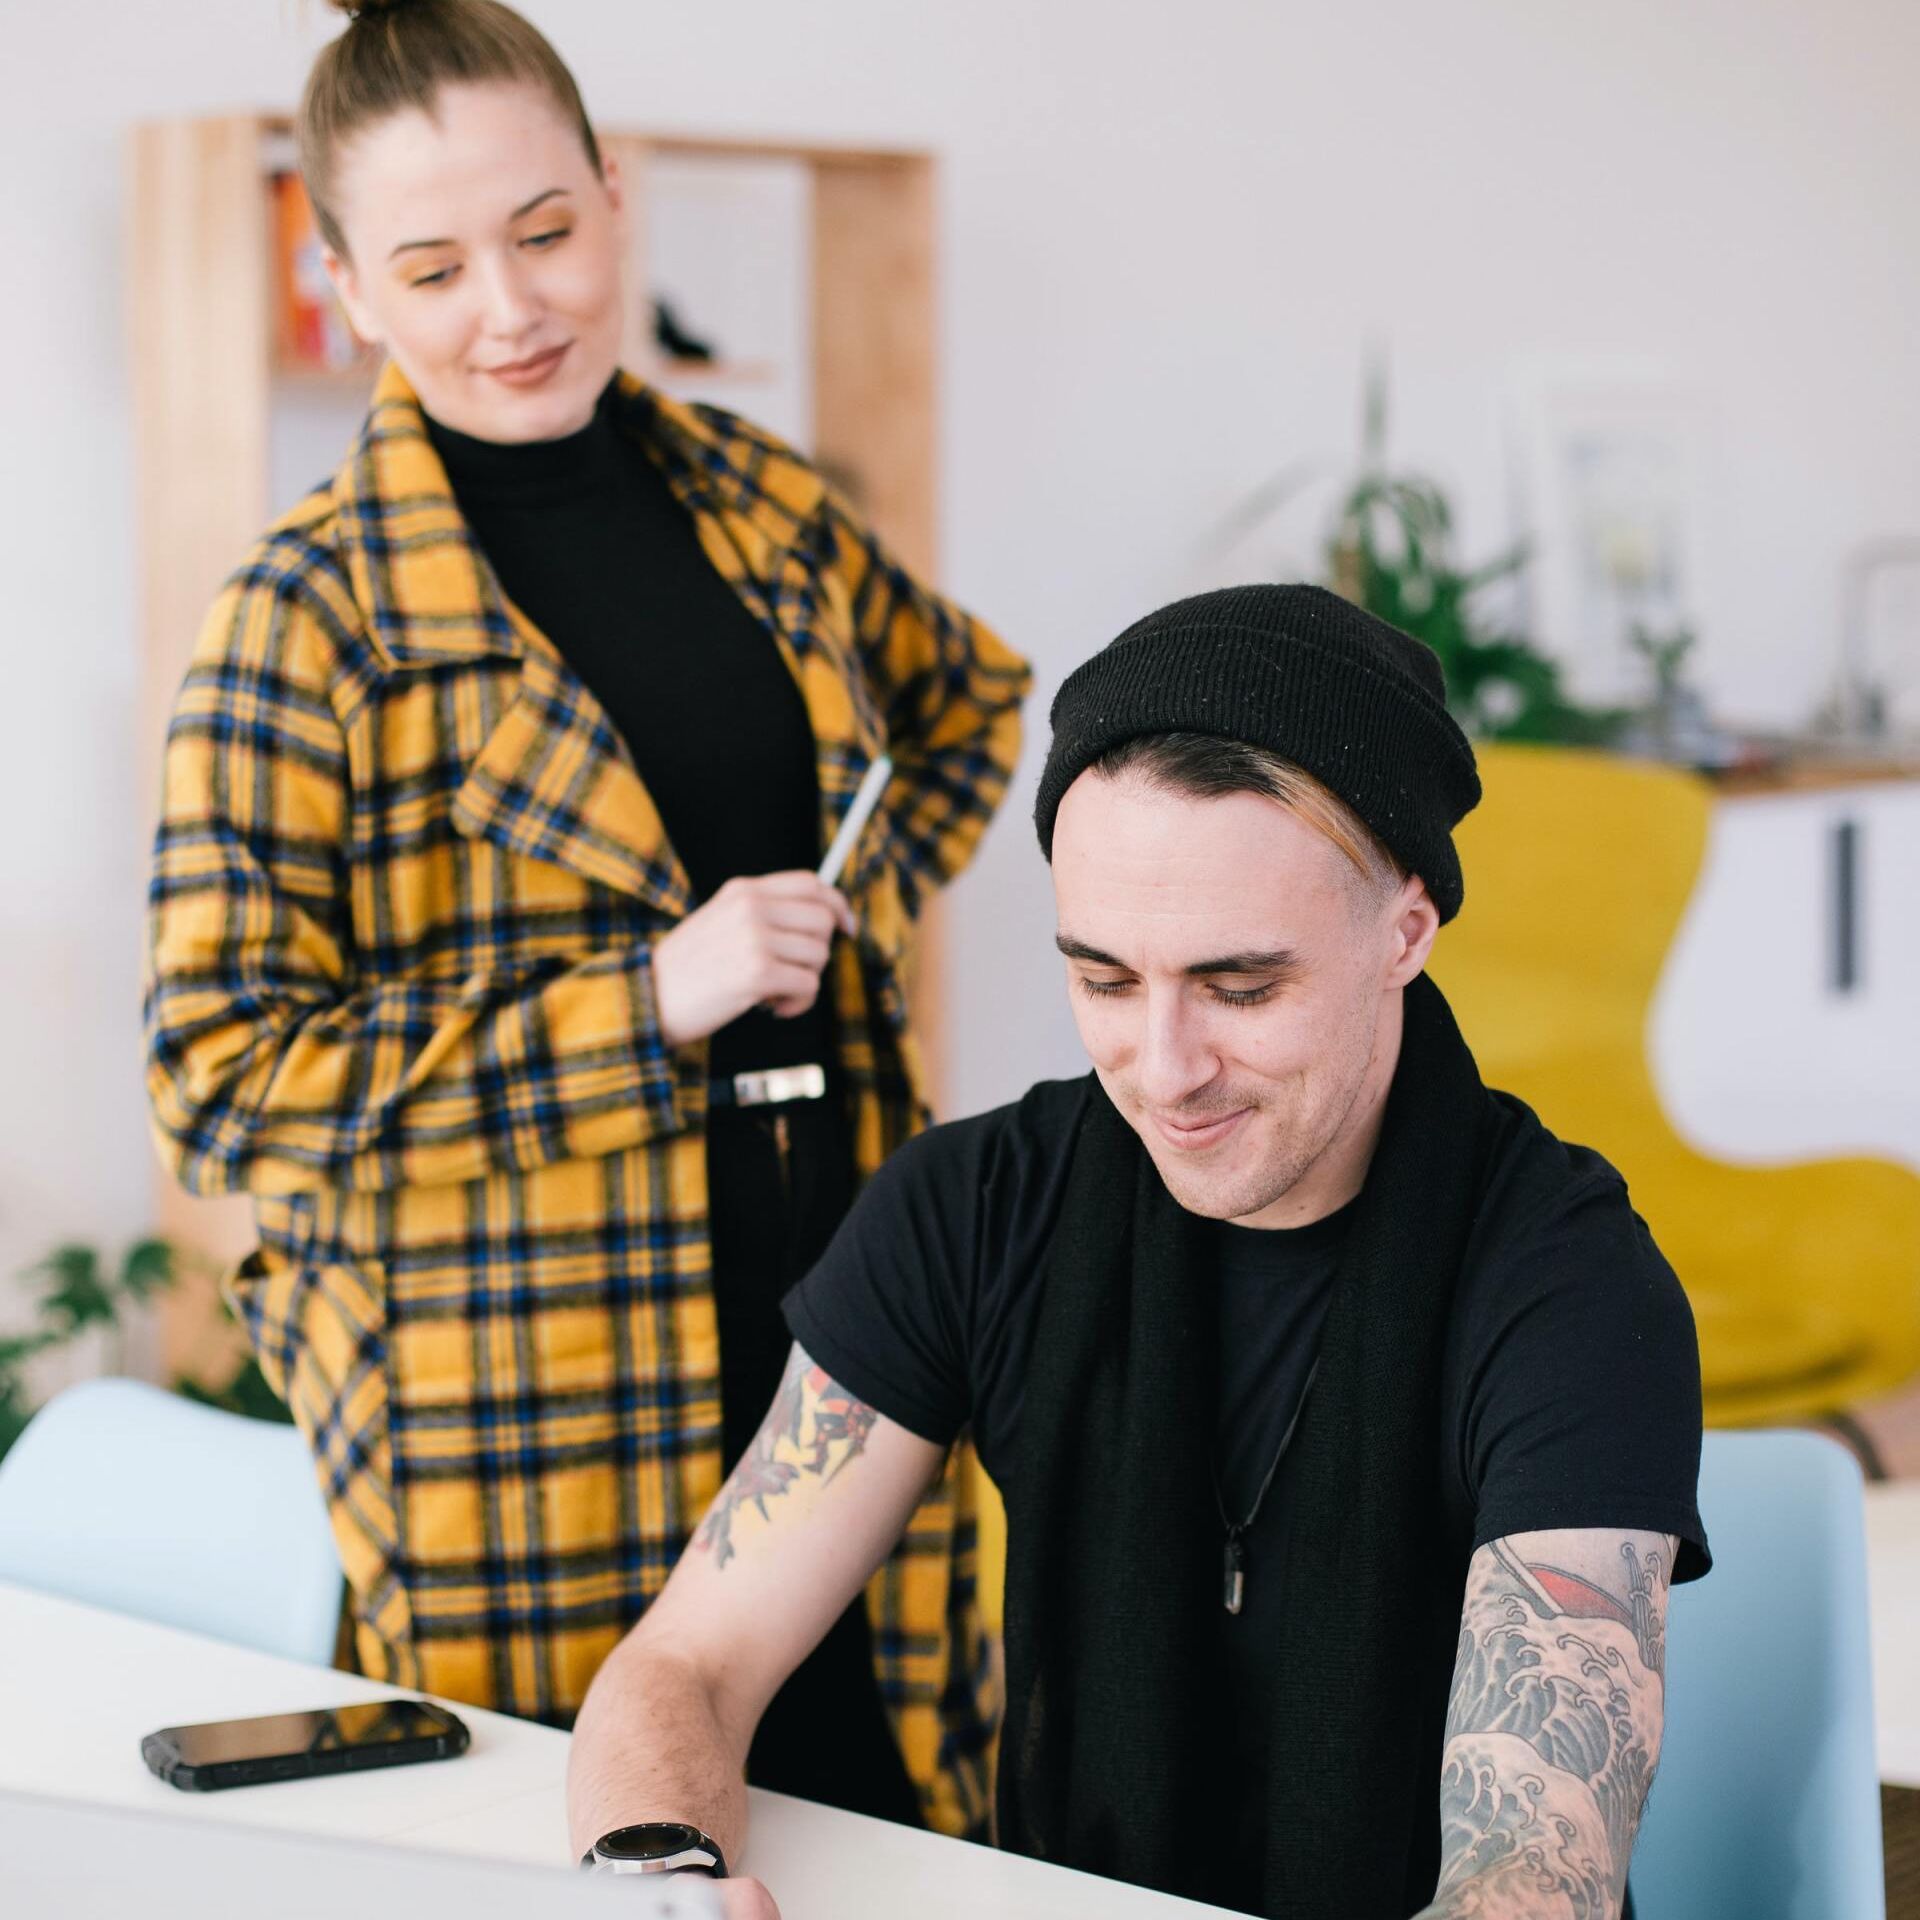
[1652,778,1920,1170]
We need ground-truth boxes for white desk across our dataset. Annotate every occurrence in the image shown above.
[1865,1482,1920,1789]
[0,1582,1235,1920]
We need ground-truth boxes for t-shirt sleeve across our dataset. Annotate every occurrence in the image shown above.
[1460,1175,1712,1581]
[782,1116,987,1448]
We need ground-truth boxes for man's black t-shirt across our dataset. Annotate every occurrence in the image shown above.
[786,1075,1708,1564]
[785,1075,1709,1910]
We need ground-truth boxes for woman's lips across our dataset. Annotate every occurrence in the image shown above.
[1150,1106,1251,1153]
[484,342,571,387]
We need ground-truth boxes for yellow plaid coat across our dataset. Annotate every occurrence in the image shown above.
[144,363,1030,1835]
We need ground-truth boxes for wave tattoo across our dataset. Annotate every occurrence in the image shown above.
[1423,1531,1674,1920]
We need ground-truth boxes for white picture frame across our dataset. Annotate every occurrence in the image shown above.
[1508,365,1712,709]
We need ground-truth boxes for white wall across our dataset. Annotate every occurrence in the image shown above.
[2,0,1917,1295]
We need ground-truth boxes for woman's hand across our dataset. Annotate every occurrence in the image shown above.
[652,872,858,1048]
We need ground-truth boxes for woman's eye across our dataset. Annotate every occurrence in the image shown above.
[410,265,458,289]
[523,227,571,250]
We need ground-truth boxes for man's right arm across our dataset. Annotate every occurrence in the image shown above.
[566,1344,946,1898]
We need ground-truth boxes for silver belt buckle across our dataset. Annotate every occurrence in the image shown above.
[731,1063,828,1108]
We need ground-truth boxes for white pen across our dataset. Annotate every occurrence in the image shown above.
[817,754,894,888]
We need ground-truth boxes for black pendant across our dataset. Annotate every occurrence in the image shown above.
[1223,1531,1246,1614]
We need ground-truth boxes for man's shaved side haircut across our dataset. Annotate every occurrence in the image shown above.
[1092,731,1406,904]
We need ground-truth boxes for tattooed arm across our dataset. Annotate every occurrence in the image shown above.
[1415,1528,1676,1920]
[567,1345,944,1891]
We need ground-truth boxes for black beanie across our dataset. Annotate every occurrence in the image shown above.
[1033,584,1481,921]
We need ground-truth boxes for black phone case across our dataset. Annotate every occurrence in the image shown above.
[141,1712,470,1793]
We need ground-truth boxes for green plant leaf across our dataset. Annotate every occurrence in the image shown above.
[176,1354,294,1427]
[29,1245,114,1336]
[118,1238,179,1302]
[1459,542,1531,592]
[0,1331,56,1370]
[0,1386,34,1464]
[1,1233,247,1459]
[1233,362,1620,746]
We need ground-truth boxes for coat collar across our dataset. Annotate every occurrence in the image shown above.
[328,363,881,916]
[332,361,527,671]
[331,362,833,673]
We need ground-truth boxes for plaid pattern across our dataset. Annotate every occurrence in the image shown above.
[145,363,1029,1835]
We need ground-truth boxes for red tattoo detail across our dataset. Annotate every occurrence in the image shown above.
[692,1356,878,1568]
[1530,1565,1635,1626]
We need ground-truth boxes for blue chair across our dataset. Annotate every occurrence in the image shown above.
[1631,1429,1884,1920]
[0,1377,342,1666]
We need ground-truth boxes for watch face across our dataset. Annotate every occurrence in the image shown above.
[597,1823,707,1864]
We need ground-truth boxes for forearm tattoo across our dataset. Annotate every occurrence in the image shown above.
[1423,1532,1674,1920]
[693,1347,879,1569]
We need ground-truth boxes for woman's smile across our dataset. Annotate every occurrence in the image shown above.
[482,340,572,387]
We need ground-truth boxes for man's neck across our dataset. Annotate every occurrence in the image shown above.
[1232,987,1406,1230]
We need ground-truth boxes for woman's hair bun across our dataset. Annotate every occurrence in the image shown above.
[329,0,421,19]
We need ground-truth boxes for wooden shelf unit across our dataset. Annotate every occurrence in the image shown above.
[128,113,947,1375]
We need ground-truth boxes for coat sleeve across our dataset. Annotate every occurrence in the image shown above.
[818,492,1032,916]
[143,569,695,1199]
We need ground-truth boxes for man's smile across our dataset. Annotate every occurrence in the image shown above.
[1147,1105,1253,1152]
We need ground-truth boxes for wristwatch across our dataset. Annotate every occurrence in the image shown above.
[581,1821,729,1878]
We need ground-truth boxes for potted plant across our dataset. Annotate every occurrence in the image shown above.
[1,1240,290,1462]
[0,1241,177,1460]
[1222,363,1625,744]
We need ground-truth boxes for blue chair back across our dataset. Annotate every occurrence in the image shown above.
[0,1377,342,1666]
[1631,1429,1884,1919]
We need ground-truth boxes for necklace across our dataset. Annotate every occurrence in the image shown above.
[1212,1356,1320,1614]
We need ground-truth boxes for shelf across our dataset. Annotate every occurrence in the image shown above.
[256,115,930,173]
[1709,751,1920,797]
[272,357,378,392]
[650,358,780,386]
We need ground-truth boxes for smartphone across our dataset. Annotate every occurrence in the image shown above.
[140,1698,470,1792]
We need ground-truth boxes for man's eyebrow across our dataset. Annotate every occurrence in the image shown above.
[387,188,571,258]
[1053,937,1301,977]
[1183,948,1301,977]
[1055,935,1126,968]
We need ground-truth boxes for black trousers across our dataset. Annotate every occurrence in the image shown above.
[705,1095,924,1827]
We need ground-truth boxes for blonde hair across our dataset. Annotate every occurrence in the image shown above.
[1094,732,1405,898]
[298,0,602,256]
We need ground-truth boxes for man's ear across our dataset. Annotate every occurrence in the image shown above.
[321,246,382,351]
[1383,878,1440,989]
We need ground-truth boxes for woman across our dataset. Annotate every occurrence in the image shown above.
[142,0,1027,1838]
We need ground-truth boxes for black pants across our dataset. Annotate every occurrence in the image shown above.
[705,1095,924,1827]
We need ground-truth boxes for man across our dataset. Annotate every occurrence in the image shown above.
[567,585,1709,1920]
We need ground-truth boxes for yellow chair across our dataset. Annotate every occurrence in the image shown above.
[1431,743,1920,1427]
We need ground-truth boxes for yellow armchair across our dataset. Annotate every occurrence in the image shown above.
[1431,743,1920,1427]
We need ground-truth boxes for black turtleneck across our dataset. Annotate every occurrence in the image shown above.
[427,388,923,1830]
[426,385,830,1078]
